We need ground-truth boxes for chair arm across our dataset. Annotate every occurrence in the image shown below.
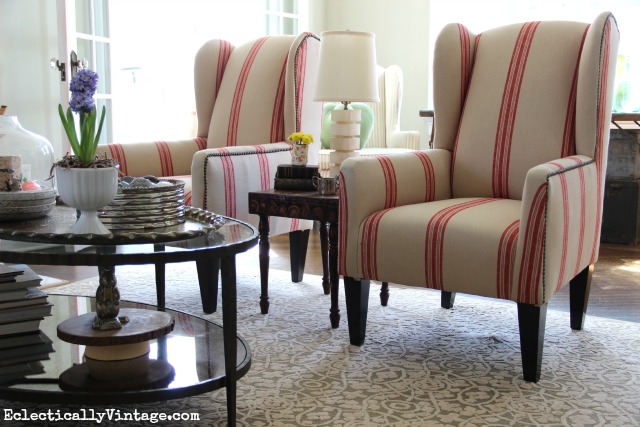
[339,149,452,277]
[191,142,310,236]
[95,137,206,177]
[515,155,600,305]
[388,130,421,150]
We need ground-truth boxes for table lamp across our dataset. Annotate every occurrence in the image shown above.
[314,30,379,176]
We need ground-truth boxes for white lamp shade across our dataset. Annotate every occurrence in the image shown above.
[314,31,380,103]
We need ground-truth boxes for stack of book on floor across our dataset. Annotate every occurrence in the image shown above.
[0,264,54,383]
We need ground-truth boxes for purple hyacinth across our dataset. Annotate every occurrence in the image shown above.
[69,69,99,114]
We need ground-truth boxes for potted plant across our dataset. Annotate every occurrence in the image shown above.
[53,69,118,235]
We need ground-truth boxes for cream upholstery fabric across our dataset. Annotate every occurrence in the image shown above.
[339,12,619,382]
[191,142,294,229]
[96,138,204,205]
[191,34,322,235]
[318,65,420,173]
[96,33,322,236]
[340,12,619,305]
[367,65,420,150]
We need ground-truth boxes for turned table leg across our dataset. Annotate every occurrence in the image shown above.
[320,221,330,295]
[258,213,270,314]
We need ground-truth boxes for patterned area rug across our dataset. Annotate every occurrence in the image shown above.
[3,261,639,426]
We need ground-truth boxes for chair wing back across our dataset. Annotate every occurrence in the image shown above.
[196,34,321,164]
[365,66,387,149]
[434,12,619,201]
[365,65,405,149]
[194,39,234,139]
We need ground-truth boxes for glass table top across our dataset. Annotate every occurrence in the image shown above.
[0,295,251,404]
[0,205,258,266]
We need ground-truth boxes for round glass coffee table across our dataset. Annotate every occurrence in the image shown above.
[0,295,251,402]
[0,205,259,424]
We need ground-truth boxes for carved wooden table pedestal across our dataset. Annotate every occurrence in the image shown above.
[248,189,340,328]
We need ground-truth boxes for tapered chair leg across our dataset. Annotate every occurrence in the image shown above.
[570,264,594,330]
[197,257,220,314]
[344,276,370,346]
[441,291,456,309]
[517,302,548,382]
[289,229,310,282]
[380,282,389,306]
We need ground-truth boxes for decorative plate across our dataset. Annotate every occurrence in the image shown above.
[0,188,57,221]
[98,178,186,230]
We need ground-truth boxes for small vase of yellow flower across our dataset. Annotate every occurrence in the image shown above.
[288,132,314,166]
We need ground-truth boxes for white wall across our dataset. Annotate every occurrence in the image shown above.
[309,0,432,148]
[1,0,434,158]
[0,0,63,158]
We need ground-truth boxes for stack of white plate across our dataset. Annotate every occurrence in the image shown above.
[0,188,57,221]
[98,178,186,230]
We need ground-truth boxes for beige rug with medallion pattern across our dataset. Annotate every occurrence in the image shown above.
[2,259,639,426]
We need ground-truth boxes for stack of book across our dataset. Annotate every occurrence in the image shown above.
[274,164,319,191]
[0,264,54,383]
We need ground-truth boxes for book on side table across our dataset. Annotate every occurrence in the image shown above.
[274,164,319,191]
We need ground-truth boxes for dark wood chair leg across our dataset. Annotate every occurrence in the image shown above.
[441,291,456,309]
[380,282,389,306]
[197,257,220,314]
[517,302,548,382]
[344,276,370,346]
[320,222,330,295]
[570,264,594,330]
[328,221,340,328]
[289,229,310,283]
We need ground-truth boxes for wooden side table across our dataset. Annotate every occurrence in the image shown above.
[248,189,340,328]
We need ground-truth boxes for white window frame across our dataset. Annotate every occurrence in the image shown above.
[266,0,308,36]
[59,0,311,145]
[57,0,113,150]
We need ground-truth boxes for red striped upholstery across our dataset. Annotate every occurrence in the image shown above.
[190,33,322,235]
[191,142,296,234]
[95,33,322,231]
[95,138,204,206]
[339,12,619,306]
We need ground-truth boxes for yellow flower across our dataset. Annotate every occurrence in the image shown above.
[288,132,314,145]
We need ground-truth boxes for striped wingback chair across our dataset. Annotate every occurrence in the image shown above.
[97,33,321,221]
[366,65,420,151]
[96,33,322,312]
[339,12,619,382]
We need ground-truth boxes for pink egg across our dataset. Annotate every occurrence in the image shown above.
[21,180,42,191]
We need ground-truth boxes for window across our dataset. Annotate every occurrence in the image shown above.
[428,0,640,113]
[266,0,308,36]
[104,0,308,144]
[73,0,113,145]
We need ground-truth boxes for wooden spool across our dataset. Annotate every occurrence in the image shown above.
[57,309,175,385]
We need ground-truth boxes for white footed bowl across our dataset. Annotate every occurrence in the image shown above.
[56,166,118,235]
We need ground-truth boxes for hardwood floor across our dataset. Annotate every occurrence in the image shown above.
[30,230,640,323]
